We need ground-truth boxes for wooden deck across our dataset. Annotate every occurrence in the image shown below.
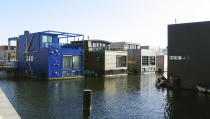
[0,88,20,119]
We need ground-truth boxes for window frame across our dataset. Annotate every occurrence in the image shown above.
[116,55,127,67]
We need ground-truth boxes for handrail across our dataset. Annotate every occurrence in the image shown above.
[40,43,83,49]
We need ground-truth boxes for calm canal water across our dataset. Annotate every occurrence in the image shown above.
[1,73,210,119]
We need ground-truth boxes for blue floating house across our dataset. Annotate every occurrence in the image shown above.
[8,30,84,79]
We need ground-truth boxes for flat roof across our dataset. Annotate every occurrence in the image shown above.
[9,30,84,41]
[168,20,210,26]
[40,30,84,38]
[84,39,111,44]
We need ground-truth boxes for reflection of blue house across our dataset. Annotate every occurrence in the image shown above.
[9,30,84,79]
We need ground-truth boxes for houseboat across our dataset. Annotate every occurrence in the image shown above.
[75,39,128,76]
[8,30,84,80]
[127,47,156,73]
[110,42,156,74]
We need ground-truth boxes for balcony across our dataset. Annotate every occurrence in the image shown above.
[40,43,83,49]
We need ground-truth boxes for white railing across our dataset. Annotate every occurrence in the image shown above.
[0,60,18,68]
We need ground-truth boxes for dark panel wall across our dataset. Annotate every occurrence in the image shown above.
[18,33,48,78]
[168,21,210,89]
[127,49,141,73]
[156,55,164,72]
[85,52,105,74]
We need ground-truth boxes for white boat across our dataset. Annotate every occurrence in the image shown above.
[156,77,167,87]
[196,83,210,93]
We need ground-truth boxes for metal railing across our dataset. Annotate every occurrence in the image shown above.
[88,47,111,52]
[0,60,18,68]
[88,47,130,52]
[40,43,83,49]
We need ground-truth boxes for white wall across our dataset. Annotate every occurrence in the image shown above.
[104,50,127,70]
[164,55,168,71]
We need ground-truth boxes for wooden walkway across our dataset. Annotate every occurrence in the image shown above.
[0,88,20,119]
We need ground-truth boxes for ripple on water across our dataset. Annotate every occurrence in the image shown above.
[3,74,208,119]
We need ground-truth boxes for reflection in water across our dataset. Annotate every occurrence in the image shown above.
[0,79,84,119]
[84,74,166,119]
[0,73,210,119]
[164,89,210,119]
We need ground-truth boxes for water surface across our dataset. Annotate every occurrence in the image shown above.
[0,73,210,119]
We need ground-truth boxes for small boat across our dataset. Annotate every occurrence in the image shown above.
[196,83,210,93]
[156,76,167,87]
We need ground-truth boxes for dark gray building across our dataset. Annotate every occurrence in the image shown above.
[168,21,210,89]
[75,39,128,76]
[128,48,156,73]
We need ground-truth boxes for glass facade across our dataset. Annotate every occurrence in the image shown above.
[63,55,73,69]
[63,55,82,69]
[73,55,82,69]
[90,42,108,51]
[142,56,149,66]
[116,56,127,67]
[42,35,52,43]
[149,56,155,65]
[142,56,155,66]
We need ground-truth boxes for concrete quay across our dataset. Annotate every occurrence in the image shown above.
[0,88,20,119]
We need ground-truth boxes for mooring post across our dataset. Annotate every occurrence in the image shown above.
[83,89,92,118]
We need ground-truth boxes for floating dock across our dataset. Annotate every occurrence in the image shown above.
[0,88,20,119]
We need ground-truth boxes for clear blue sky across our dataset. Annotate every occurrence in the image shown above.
[1,0,210,48]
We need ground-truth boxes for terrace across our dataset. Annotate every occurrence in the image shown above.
[39,30,84,49]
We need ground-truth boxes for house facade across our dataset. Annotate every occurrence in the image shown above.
[9,30,84,79]
[76,40,128,76]
[128,48,156,73]
[168,21,210,89]
[110,42,156,73]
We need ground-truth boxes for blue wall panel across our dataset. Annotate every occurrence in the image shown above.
[48,48,84,78]
[16,31,84,79]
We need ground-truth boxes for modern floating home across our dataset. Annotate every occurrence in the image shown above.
[168,21,210,89]
[8,30,84,79]
[128,47,156,73]
[75,39,128,76]
[111,42,156,73]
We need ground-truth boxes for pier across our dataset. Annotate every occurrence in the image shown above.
[0,88,20,119]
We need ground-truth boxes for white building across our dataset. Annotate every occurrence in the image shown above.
[111,42,156,73]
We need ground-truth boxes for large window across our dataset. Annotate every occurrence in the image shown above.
[128,44,137,49]
[63,55,73,69]
[149,56,155,65]
[73,55,82,69]
[116,56,127,67]
[142,56,148,66]
[92,43,97,47]
[42,35,52,43]
[63,55,82,69]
